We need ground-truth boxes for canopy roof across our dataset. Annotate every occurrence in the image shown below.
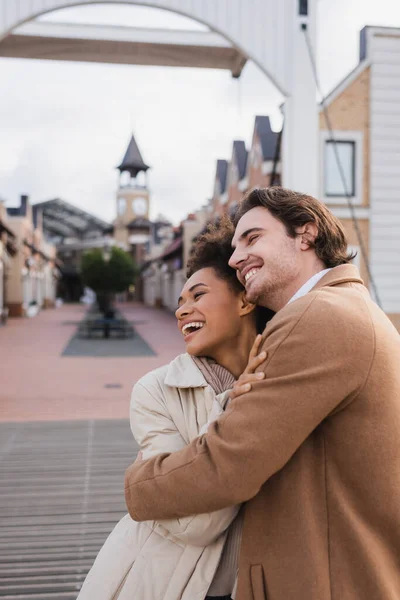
[33,198,110,242]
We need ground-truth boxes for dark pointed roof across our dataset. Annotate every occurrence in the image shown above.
[233,140,248,180]
[7,195,29,217]
[254,116,280,161]
[216,159,228,194]
[117,134,150,177]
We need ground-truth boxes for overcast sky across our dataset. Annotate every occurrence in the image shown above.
[1,0,400,225]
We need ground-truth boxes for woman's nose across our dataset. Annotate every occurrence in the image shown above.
[175,302,191,319]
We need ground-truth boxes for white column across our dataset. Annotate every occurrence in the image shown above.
[0,260,3,314]
[22,272,29,308]
[282,0,318,198]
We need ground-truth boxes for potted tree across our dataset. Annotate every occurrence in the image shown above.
[81,246,136,338]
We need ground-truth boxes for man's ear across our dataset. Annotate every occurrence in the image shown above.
[238,291,257,316]
[298,222,318,250]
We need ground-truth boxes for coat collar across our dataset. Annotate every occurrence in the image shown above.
[164,353,208,389]
[311,264,363,291]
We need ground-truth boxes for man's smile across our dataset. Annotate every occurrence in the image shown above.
[244,268,261,283]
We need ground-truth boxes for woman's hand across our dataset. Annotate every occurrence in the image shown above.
[230,334,267,400]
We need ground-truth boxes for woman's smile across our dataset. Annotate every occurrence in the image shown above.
[182,323,206,344]
[181,321,205,337]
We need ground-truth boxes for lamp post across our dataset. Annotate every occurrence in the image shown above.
[103,236,113,263]
[101,236,114,338]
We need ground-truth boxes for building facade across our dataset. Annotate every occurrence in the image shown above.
[5,195,58,317]
[317,26,399,330]
[209,26,400,332]
[141,207,211,312]
[0,199,17,322]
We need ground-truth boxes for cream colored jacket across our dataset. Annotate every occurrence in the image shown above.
[77,353,239,600]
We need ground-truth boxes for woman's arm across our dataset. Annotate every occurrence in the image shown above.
[130,380,239,546]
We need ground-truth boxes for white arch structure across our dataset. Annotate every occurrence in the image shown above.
[0,0,318,195]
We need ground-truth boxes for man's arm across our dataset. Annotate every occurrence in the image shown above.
[130,381,240,545]
[125,292,375,521]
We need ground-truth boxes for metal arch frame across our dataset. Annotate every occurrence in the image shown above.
[0,0,319,196]
[0,0,297,90]
[0,0,289,95]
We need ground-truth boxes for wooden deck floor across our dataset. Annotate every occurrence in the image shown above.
[0,419,137,600]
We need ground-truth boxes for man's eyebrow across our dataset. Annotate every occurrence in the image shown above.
[177,283,207,306]
[232,227,264,248]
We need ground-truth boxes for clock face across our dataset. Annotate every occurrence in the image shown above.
[118,197,127,216]
[133,197,147,216]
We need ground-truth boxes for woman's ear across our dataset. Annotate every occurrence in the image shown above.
[238,291,257,316]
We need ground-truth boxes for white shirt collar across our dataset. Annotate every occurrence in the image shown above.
[287,268,332,305]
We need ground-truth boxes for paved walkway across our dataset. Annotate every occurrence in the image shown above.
[0,303,184,422]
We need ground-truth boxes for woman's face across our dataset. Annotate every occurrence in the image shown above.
[175,267,248,357]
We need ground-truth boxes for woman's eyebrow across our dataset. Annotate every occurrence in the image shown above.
[177,283,207,305]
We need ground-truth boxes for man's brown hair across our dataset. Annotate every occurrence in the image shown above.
[234,186,355,268]
[187,216,274,333]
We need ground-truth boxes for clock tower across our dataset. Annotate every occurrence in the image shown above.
[114,134,151,249]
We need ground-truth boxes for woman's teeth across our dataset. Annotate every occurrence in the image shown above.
[182,322,205,336]
[245,268,260,283]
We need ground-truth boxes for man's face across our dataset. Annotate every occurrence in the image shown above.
[229,207,301,308]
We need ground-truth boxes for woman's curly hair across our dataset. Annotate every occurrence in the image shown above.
[186,216,274,333]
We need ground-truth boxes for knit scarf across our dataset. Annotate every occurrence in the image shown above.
[191,356,235,395]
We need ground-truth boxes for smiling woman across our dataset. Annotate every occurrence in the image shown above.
[77,218,273,600]
[177,218,273,377]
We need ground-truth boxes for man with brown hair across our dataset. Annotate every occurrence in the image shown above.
[125,187,400,600]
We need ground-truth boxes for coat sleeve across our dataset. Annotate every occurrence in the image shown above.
[125,292,375,521]
[130,381,240,546]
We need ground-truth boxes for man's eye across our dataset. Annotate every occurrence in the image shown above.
[248,235,258,244]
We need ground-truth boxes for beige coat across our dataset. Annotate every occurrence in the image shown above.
[78,354,238,600]
[125,265,400,600]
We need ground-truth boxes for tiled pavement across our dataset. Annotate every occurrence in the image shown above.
[0,303,185,599]
[0,302,184,422]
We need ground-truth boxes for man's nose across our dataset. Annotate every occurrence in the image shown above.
[229,247,246,270]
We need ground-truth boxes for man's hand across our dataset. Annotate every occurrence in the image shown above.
[230,334,267,400]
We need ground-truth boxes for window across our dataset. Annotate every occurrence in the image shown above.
[299,0,308,15]
[324,140,355,197]
[118,197,127,216]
